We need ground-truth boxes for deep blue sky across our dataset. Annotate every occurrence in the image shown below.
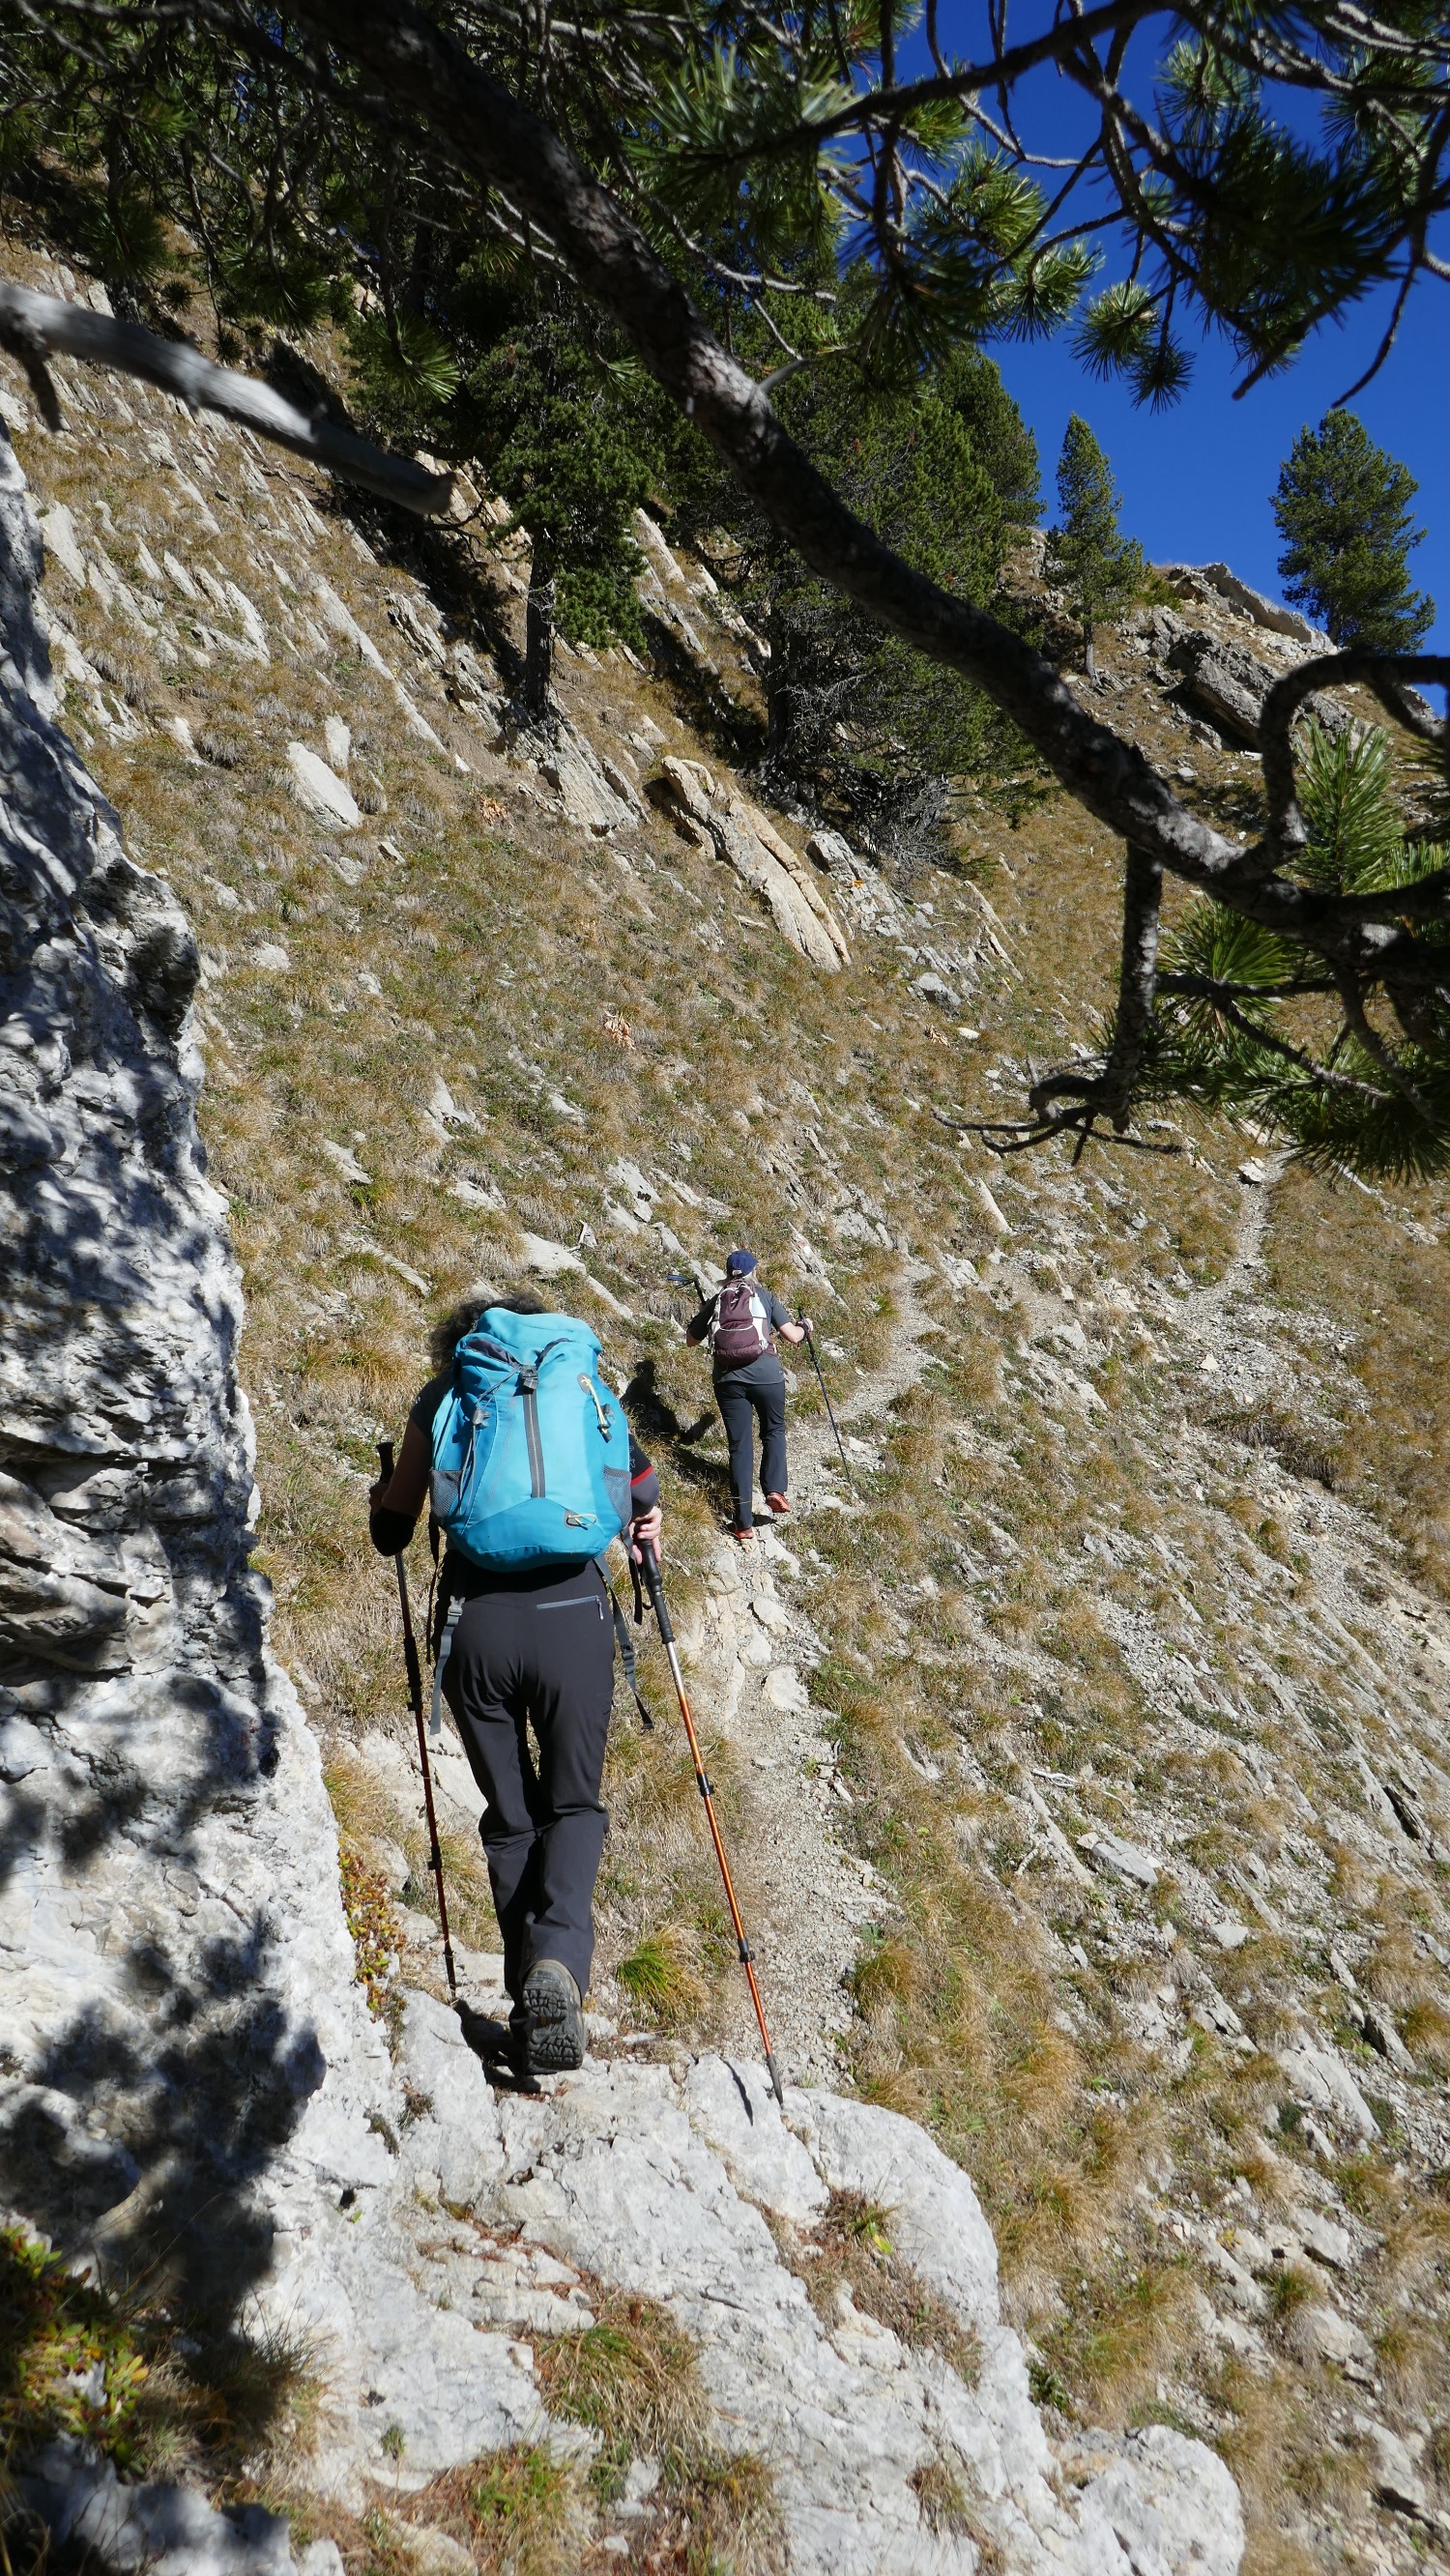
[907,14,1449,647]
[995,275,1448,651]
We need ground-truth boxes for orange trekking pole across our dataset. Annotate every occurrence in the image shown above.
[378,1439,457,2001]
[637,1541,784,2108]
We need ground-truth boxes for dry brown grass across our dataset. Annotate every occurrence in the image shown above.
[771,2189,983,2386]
[1267,1159,1450,1599]
[534,2288,785,2571]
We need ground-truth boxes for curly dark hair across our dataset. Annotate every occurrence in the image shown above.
[426,1288,546,1373]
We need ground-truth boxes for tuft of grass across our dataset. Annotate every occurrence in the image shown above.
[407,2443,581,2576]
[910,2457,993,2556]
[1036,2256,1198,2424]
[784,2190,982,2387]
[337,1839,403,2036]
[536,2289,783,2570]
[536,2291,708,2503]
[613,1924,710,2029]
[1264,2262,1317,2324]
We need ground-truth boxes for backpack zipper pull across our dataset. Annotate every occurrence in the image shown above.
[578,1373,612,1437]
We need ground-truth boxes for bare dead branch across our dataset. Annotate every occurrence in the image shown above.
[0,280,452,514]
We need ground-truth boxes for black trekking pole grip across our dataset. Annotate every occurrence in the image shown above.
[638,1540,674,1643]
[378,1440,424,1704]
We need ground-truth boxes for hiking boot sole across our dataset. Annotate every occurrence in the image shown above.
[522,1965,586,2074]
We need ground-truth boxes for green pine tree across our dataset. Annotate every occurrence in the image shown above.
[1272,411,1435,651]
[460,285,668,721]
[1044,416,1145,679]
[348,261,671,724]
[670,286,1045,863]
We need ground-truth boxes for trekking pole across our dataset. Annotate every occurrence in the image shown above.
[798,1313,850,1472]
[378,1441,457,2001]
[636,1540,784,2109]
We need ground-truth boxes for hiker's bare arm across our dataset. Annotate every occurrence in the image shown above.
[368,1418,430,1520]
[630,1503,663,1563]
[779,1318,808,1345]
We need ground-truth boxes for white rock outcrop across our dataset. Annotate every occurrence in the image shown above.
[287,738,362,827]
[655,755,851,970]
[0,420,1241,2575]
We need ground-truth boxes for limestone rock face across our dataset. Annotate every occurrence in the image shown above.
[478,2051,1242,2576]
[1161,562,1320,646]
[1165,625,1348,747]
[0,419,539,2502]
[654,756,851,968]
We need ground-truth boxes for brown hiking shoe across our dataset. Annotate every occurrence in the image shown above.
[731,1525,756,1546]
[765,1492,791,1516]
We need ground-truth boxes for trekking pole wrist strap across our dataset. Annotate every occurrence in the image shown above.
[430,1597,463,1737]
[608,1581,654,1731]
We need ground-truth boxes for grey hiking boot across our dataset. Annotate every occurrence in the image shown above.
[521,1957,586,2075]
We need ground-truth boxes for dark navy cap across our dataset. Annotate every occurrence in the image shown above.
[725,1248,758,1275]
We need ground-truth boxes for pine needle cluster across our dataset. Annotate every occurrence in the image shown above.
[1144,727,1450,1178]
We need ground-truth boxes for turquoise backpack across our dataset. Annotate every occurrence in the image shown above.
[428,1308,633,1571]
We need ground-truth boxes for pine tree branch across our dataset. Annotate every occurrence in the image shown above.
[0,279,452,512]
[1334,970,1439,1125]
[696,0,1159,156]
[1157,979,1390,1098]
[1259,650,1450,864]
[239,0,1450,1042]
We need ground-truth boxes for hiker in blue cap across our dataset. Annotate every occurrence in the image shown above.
[685,1251,809,1545]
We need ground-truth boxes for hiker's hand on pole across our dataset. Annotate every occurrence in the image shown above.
[629,1504,662,1564]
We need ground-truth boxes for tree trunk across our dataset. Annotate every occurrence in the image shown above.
[1084,621,1097,682]
[765,627,792,767]
[523,549,557,722]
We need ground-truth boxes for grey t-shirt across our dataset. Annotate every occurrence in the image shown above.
[688,1284,790,1388]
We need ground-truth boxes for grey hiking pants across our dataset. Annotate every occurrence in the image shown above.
[714,1363,788,1530]
[441,1559,614,2005]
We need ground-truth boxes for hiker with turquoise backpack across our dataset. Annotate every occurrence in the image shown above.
[369,1291,661,2080]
